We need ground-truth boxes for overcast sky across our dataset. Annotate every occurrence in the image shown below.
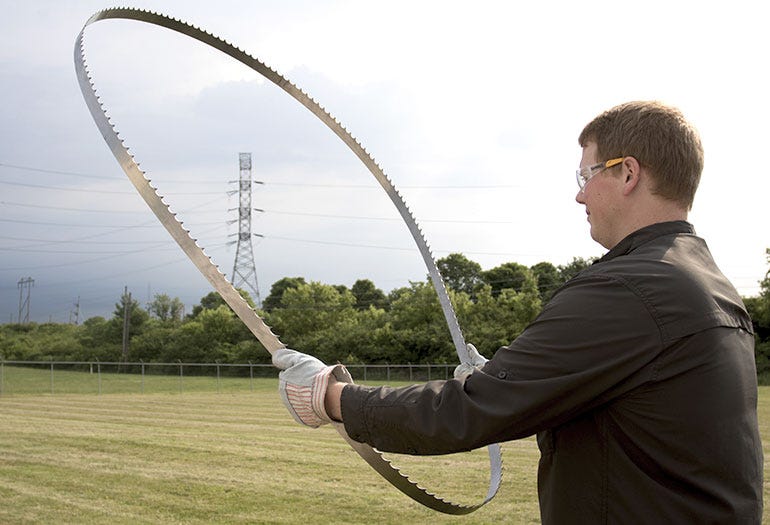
[1,0,768,324]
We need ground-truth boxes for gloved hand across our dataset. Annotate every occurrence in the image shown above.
[453,343,488,380]
[272,347,353,428]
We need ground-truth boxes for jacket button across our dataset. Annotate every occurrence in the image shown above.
[497,370,507,379]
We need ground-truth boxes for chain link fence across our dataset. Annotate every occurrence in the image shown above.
[0,360,453,396]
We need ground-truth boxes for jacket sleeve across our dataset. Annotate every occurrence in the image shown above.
[341,275,665,455]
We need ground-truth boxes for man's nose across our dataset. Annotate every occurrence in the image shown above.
[575,188,585,204]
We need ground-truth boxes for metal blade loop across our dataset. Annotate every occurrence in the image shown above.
[74,7,502,514]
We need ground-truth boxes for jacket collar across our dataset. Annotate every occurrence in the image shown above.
[596,221,695,264]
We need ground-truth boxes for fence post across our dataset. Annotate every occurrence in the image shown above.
[386,363,390,382]
[50,362,54,395]
[178,360,183,394]
[140,359,145,394]
[0,357,3,397]
[249,361,254,392]
[216,361,221,393]
[408,363,412,382]
[97,360,101,395]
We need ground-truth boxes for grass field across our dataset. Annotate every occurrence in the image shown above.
[0,366,767,524]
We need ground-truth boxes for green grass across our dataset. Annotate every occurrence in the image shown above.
[0,367,767,523]
[0,366,538,524]
[0,364,272,396]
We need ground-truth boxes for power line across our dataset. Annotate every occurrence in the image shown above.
[1,161,523,189]
[0,201,147,214]
[259,234,413,252]
[0,244,175,254]
[258,180,523,189]
[0,180,228,196]
[256,233,557,258]
[0,217,224,228]
[0,234,172,245]
[0,180,134,194]
[0,162,123,180]
[260,208,518,224]
[1,199,518,228]
[0,218,154,228]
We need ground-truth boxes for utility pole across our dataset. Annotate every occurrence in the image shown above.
[70,296,81,325]
[17,277,34,324]
[230,152,262,307]
[122,286,131,362]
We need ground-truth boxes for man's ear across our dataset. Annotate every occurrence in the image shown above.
[621,156,642,196]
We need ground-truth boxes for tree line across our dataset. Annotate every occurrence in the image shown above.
[2,251,770,382]
[745,249,770,382]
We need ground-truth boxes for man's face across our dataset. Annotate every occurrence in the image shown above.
[575,142,624,249]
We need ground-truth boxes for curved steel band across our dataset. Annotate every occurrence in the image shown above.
[74,7,502,514]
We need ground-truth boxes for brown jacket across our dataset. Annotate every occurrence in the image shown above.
[341,221,763,523]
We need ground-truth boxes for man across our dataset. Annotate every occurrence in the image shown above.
[273,101,763,523]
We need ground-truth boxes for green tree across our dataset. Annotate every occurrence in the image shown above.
[332,284,349,295]
[386,281,457,363]
[436,253,483,295]
[0,322,82,361]
[266,282,357,363]
[230,339,271,364]
[76,316,116,360]
[112,290,149,334]
[36,322,81,361]
[192,291,226,316]
[755,249,770,332]
[0,323,38,360]
[557,256,597,282]
[104,290,149,360]
[481,262,537,297]
[530,261,561,302]
[262,277,307,312]
[159,305,245,363]
[460,276,542,355]
[333,306,394,363]
[189,289,256,318]
[746,293,770,380]
[351,279,388,310]
[129,320,176,362]
[746,249,770,380]
[148,293,184,323]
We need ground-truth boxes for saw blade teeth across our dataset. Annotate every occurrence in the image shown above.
[78,8,500,512]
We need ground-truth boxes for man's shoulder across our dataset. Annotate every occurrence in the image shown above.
[565,233,752,339]
[583,231,707,281]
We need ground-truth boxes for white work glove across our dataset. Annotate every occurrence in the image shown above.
[272,347,353,428]
[453,343,488,380]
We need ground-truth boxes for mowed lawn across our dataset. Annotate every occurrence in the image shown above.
[0,367,768,524]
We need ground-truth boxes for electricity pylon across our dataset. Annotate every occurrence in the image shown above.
[230,153,261,307]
